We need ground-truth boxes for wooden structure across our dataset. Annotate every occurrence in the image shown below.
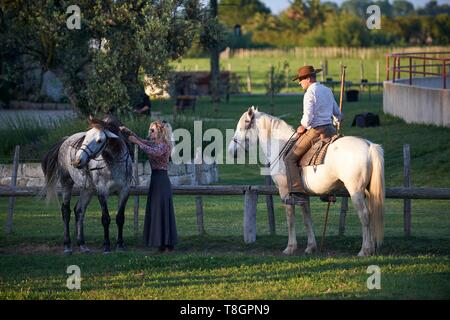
[2,144,449,241]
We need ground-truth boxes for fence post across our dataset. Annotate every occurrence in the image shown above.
[133,144,139,236]
[443,61,446,89]
[403,144,411,236]
[5,145,20,234]
[376,60,381,91]
[386,54,390,81]
[247,65,252,94]
[285,65,290,92]
[409,57,412,85]
[269,64,274,115]
[265,175,276,235]
[194,147,205,235]
[360,60,364,81]
[320,61,324,82]
[244,189,257,243]
[338,196,348,236]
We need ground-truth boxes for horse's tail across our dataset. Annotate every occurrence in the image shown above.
[41,139,65,203]
[368,143,385,248]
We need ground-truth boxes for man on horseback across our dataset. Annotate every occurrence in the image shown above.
[283,65,343,205]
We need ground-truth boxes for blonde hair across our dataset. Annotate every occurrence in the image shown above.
[149,120,173,149]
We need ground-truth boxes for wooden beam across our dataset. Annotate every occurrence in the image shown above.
[1,185,450,200]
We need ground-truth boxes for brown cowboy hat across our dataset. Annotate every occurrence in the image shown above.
[291,65,322,81]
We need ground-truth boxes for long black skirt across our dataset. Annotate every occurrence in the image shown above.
[143,169,178,248]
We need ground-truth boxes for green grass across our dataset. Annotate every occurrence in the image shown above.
[0,195,449,299]
[1,92,450,299]
[174,56,386,94]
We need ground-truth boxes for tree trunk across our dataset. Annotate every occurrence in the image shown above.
[210,0,220,111]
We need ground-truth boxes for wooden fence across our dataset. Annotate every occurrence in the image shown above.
[2,144,450,242]
[1,184,450,243]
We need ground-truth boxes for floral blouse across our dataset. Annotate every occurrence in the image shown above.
[135,138,171,171]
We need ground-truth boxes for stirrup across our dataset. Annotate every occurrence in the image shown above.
[282,194,307,205]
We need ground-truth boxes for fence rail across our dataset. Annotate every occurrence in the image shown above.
[1,184,449,243]
[386,51,450,89]
[1,185,450,199]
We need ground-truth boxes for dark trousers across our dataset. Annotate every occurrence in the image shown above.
[283,124,336,194]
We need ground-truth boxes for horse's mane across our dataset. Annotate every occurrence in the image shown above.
[254,111,294,139]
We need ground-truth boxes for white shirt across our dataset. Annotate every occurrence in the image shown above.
[300,82,342,129]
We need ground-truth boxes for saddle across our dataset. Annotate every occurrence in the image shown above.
[299,134,343,168]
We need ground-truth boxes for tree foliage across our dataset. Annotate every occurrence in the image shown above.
[0,0,209,115]
[216,0,450,48]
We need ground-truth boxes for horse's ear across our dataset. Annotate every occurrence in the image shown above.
[104,129,119,139]
[247,107,254,118]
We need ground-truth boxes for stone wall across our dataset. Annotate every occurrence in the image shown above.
[0,162,218,187]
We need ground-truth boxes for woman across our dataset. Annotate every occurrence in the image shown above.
[119,120,177,252]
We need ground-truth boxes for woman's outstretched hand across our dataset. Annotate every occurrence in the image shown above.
[119,126,132,135]
[119,126,139,144]
[128,135,138,144]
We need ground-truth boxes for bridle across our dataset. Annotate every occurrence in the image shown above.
[233,117,297,171]
[233,118,252,152]
[78,138,108,164]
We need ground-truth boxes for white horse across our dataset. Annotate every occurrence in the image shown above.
[228,107,385,256]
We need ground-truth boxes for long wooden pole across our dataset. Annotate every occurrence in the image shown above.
[133,145,139,236]
[5,145,20,234]
[337,65,346,134]
[337,65,348,239]
[403,144,411,236]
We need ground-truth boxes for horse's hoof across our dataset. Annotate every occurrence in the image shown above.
[116,245,125,252]
[357,249,371,257]
[64,249,73,255]
[80,246,90,254]
[103,250,112,255]
[305,246,316,255]
[282,245,297,255]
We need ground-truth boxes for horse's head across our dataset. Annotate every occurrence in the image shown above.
[228,106,258,159]
[71,116,119,169]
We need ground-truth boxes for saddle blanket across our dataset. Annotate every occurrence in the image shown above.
[299,134,343,168]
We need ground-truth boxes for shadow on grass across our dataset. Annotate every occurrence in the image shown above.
[1,233,449,257]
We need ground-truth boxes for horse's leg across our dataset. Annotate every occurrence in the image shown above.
[74,190,93,253]
[282,204,297,255]
[276,176,298,255]
[115,188,129,251]
[299,197,317,254]
[61,180,74,255]
[98,194,111,253]
[349,191,375,256]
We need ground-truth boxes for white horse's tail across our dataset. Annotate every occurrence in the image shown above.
[368,143,385,248]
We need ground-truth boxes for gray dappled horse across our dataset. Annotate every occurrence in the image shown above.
[42,116,133,254]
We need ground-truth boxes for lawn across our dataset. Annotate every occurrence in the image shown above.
[174,56,386,94]
[1,92,450,299]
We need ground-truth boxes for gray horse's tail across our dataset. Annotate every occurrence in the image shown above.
[41,139,65,203]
